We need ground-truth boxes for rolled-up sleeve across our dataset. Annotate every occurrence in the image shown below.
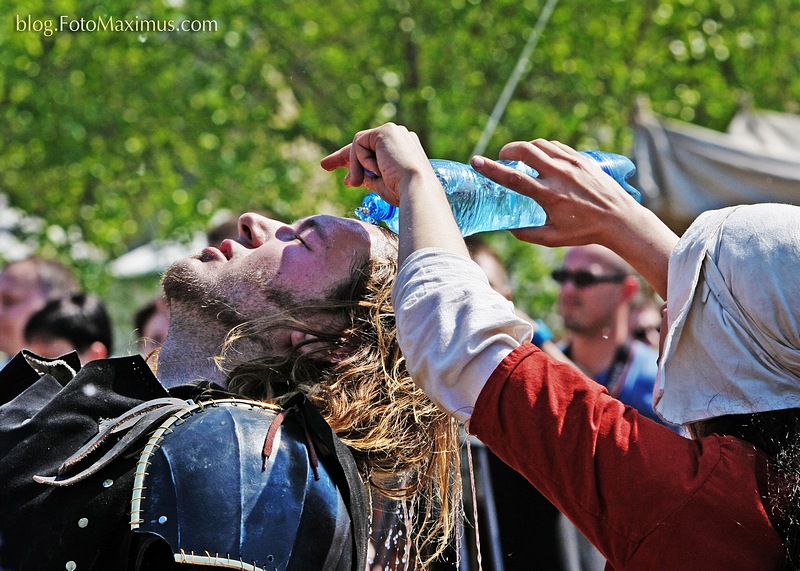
[392,248,532,421]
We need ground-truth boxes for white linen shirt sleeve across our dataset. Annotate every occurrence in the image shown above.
[392,248,533,422]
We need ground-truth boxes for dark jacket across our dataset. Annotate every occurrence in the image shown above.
[0,351,367,571]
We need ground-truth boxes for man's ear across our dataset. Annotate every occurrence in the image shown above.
[80,341,109,362]
[620,275,641,303]
[289,330,352,363]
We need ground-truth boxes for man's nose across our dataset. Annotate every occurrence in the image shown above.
[558,278,580,293]
[237,212,278,247]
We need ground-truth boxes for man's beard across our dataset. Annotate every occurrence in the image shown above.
[161,258,249,332]
[161,258,305,334]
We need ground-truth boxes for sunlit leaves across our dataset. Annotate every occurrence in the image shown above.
[1,0,799,318]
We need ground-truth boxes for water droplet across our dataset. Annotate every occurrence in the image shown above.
[138,34,147,43]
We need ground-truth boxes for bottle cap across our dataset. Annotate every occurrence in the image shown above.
[355,192,397,224]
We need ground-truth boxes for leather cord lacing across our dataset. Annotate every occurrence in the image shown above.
[33,397,192,487]
[262,404,320,481]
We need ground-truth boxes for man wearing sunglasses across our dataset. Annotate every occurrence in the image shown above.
[553,244,662,424]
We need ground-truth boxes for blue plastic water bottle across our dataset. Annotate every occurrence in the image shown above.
[355,151,641,236]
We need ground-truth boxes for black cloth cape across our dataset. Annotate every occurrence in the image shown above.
[0,351,367,571]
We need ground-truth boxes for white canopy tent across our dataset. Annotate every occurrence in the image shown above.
[108,233,207,278]
[632,102,800,233]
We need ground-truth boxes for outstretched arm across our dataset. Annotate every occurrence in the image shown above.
[323,124,532,421]
[470,139,678,299]
[322,124,679,422]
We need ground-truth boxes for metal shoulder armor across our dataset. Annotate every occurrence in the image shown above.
[130,397,366,571]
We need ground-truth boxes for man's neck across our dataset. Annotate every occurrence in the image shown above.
[567,325,629,380]
[155,319,229,389]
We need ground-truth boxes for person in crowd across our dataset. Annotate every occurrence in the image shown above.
[322,122,793,570]
[133,296,170,358]
[552,246,657,569]
[0,211,460,570]
[628,287,663,349]
[0,256,77,362]
[553,244,663,426]
[23,292,114,365]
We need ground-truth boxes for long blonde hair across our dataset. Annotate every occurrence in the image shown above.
[223,235,461,567]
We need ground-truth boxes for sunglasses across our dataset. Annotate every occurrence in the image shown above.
[551,268,627,288]
[632,325,661,342]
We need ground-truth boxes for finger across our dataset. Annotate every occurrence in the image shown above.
[497,141,540,162]
[346,166,381,189]
[502,139,576,167]
[546,139,583,159]
[353,133,381,175]
[526,140,583,172]
[349,128,392,187]
[471,155,549,203]
[346,131,369,187]
[510,225,563,248]
[496,140,570,178]
[363,174,388,197]
[320,143,352,171]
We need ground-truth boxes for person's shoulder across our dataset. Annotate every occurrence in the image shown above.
[132,396,367,570]
[625,339,659,380]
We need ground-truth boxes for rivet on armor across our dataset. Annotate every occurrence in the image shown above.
[78,517,89,528]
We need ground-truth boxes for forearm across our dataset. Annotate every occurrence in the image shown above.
[599,201,678,300]
[396,170,469,265]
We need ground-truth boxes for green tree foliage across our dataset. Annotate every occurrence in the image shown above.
[2,0,799,328]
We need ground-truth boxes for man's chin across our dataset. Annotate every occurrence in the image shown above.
[161,258,203,305]
[161,260,246,331]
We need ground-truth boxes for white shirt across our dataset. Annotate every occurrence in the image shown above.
[392,248,532,422]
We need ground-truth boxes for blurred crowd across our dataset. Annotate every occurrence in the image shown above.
[0,216,244,368]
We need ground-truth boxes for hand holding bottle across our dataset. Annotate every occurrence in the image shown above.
[320,123,438,208]
[472,138,678,298]
[322,123,469,264]
[468,139,637,248]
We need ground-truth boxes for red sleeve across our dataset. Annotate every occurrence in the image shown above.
[469,344,784,570]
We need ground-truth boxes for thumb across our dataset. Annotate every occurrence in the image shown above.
[510,225,560,247]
